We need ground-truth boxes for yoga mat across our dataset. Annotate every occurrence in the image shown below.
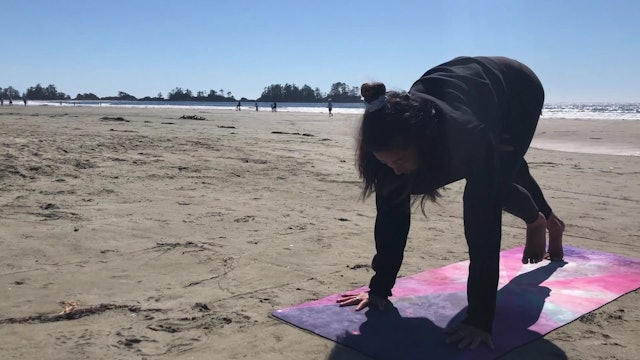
[273,245,640,360]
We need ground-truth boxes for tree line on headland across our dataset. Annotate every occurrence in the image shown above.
[0,82,362,103]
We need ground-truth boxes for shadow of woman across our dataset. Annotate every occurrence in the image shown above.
[327,261,569,360]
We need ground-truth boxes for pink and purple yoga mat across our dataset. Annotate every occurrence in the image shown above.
[273,245,640,359]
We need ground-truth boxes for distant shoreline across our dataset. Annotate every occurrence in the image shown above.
[5,100,640,121]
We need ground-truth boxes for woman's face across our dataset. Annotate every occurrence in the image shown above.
[373,146,418,175]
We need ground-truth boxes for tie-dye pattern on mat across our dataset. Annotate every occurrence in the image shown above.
[273,245,640,360]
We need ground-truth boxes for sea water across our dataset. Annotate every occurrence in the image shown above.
[542,103,640,121]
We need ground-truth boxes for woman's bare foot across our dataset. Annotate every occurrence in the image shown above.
[523,213,547,264]
[545,213,565,261]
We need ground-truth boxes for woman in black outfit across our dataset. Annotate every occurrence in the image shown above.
[337,56,565,350]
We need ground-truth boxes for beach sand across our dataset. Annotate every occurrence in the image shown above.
[1,105,638,360]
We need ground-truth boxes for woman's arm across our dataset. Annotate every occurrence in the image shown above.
[368,179,411,297]
[461,146,502,334]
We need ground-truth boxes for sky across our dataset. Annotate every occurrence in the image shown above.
[1,0,639,102]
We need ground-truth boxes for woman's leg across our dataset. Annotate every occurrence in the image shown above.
[513,160,551,218]
[497,58,560,263]
[502,183,539,223]
[502,181,547,264]
[499,145,546,264]
[514,160,565,260]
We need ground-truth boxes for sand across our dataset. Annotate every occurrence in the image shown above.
[0,105,638,360]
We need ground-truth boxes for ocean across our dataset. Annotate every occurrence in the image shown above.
[22,100,640,121]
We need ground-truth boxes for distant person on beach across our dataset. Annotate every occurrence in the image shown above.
[272,102,277,112]
[9,98,13,106]
[23,98,27,106]
[236,101,241,111]
[328,98,333,117]
[337,56,565,350]
[1,98,3,106]
[255,101,259,111]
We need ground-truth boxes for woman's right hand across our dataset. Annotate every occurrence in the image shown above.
[336,292,387,311]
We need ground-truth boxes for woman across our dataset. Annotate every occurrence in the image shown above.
[337,56,565,350]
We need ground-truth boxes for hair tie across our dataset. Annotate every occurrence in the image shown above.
[365,95,386,113]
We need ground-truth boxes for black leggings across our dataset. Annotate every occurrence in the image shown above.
[492,57,553,224]
[503,160,553,223]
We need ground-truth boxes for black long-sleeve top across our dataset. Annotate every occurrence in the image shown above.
[368,56,544,334]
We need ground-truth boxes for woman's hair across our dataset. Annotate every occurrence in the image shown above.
[356,82,444,210]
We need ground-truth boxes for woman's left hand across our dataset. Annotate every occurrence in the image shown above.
[444,323,494,350]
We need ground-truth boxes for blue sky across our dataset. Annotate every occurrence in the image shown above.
[1,0,639,102]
